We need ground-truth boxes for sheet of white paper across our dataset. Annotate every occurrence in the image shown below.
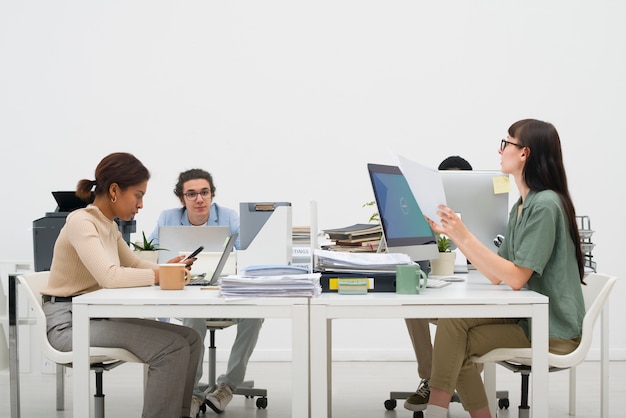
[396,155,447,223]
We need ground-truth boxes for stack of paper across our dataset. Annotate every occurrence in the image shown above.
[220,273,322,299]
[314,249,413,272]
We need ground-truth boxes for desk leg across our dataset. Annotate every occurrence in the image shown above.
[310,306,332,418]
[8,274,20,418]
[72,304,91,418]
[291,304,310,418]
[531,303,549,417]
[601,301,609,418]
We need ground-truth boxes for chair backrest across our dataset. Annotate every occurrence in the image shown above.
[18,272,143,365]
[548,272,617,368]
[18,272,75,365]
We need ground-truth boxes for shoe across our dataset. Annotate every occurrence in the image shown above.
[205,384,233,413]
[190,395,203,418]
[404,378,430,412]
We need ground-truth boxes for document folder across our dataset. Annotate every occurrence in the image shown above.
[237,202,292,271]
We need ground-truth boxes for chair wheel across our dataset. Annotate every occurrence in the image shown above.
[256,397,268,409]
[498,398,510,409]
[384,399,397,410]
[413,412,424,418]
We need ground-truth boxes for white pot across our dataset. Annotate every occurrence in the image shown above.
[136,250,160,263]
[430,252,456,276]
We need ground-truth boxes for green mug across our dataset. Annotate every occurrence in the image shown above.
[395,264,428,294]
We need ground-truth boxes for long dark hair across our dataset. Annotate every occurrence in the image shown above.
[76,152,150,201]
[508,119,584,282]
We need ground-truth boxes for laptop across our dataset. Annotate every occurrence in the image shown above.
[157,226,230,264]
[188,233,238,286]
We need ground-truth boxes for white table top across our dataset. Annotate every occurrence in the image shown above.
[73,284,309,306]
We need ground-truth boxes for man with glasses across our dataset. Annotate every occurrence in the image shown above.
[148,168,263,416]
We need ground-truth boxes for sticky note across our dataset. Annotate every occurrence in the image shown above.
[492,176,511,194]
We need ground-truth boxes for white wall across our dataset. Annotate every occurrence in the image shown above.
[1,1,624,361]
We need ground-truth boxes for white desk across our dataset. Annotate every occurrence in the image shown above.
[72,286,310,418]
[309,272,550,418]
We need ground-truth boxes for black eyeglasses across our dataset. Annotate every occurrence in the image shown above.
[500,139,525,152]
[183,189,212,201]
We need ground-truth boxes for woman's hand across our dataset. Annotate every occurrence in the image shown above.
[167,254,194,270]
[426,205,469,244]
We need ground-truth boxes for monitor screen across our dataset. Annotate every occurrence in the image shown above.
[440,170,509,253]
[367,163,439,262]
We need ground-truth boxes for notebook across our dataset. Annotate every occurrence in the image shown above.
[187,233,238,286]
[157,226,230,264]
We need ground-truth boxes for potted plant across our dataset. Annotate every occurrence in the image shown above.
[430,234,456,276]
[131,231,167,263]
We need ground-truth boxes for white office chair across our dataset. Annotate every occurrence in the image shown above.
[19,272,143,418]
[471,272,617,418]
[198,319,268,412]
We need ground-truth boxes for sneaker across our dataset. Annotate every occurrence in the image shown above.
[190,395,203,418]
[205,384,233,413]
[404,378,430,412]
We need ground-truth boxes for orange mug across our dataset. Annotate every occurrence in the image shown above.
[158,263,190,290]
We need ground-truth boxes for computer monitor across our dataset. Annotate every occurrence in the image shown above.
[440,170,509,253]
[367,163,439,262]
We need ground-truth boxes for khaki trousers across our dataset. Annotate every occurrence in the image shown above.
[430,317,579,412]
[404,318,434,380]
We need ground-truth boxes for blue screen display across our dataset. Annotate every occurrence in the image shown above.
[370,169,434,243]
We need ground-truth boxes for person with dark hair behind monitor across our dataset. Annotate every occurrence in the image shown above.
[148,168,263,416]
[421,119,585,418]
[403,155,473,413]
[438,155,473,171]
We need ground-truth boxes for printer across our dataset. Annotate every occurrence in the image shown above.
[32,191,136,271]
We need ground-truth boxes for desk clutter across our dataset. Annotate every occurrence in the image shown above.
[314,249,412,272]
[321,223,382,252]
[219,266,321,299]
[314,249,413,293]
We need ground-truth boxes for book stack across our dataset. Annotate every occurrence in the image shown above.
[322,223,383,253]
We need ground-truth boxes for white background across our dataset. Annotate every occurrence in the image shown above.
[1,1,624,361]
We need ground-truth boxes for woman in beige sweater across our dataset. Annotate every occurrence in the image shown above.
[42,152,202,418]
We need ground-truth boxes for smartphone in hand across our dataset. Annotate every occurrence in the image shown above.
[181,245,204,262]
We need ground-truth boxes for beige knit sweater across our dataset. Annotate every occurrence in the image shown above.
[42,205,156,297]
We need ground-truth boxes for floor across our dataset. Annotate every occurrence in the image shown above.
[1,360,625,417]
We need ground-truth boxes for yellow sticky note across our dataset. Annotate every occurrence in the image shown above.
[492,176,510,194]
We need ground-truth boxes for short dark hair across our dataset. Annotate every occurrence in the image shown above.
[438,155,473,171]
[173,168,216,198]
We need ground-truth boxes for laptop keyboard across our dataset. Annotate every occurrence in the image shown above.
[187,274,213,286]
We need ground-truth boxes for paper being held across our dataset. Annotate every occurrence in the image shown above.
[396,155,447,223]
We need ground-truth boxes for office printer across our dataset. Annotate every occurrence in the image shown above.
[32,191,136,271]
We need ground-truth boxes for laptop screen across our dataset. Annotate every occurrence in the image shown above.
[157,226,230,264]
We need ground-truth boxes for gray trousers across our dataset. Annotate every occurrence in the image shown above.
[44,300,202,418]
[182,317,264,397]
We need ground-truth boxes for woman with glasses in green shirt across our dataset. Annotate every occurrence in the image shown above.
[422,119,586,418]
